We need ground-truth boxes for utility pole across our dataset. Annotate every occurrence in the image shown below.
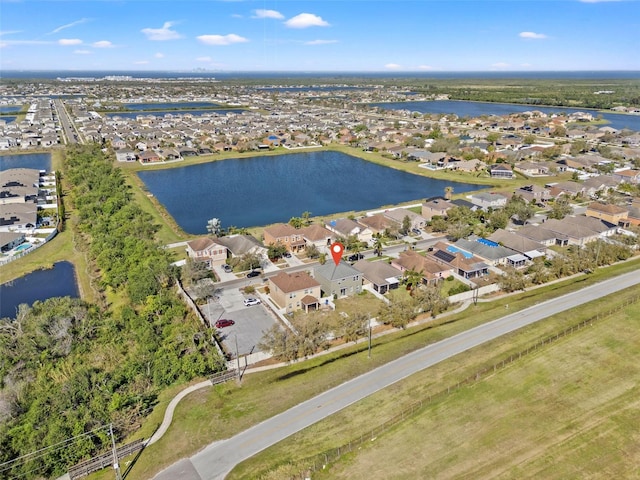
[368,318,372,359]
[235,334,241,381]
[109,423,122,480]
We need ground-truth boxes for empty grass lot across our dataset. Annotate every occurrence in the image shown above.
[229,289,640,480]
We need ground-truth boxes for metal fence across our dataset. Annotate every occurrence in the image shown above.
[289,294,640,479]
[68,439,145,480]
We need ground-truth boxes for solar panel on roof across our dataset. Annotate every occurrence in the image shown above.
[434,249,456,263]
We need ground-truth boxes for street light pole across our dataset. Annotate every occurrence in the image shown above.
[110,423,122,480]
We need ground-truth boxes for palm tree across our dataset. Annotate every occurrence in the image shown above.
[373,234,384,257]
[444,186,453,200]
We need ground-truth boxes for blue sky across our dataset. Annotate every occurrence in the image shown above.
[1,0,639,72]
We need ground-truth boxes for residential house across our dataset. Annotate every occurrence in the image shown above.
[268,271,321,313]
[215,234,265,257]
[383,208,426,231]
[352,259,402,294]
[585,202,629,227]
[468,192,508,211]
[0,203,38,232]
[427,242,489,279]
[185,237,228,268]
[490,164,515,179]
[612,169,640,184]
[325,218,373,245]
[391,250,452,285]
[263,223,306,253]
[541,216,616,246]
[514,185,551,205]
[314,261,362,298]
[358,213,396,235]
[517,224,569,247]
[488,229,546,259]
[137,150,161,164]
[547,181,586,198]
[299,224,335,251]
[514,161,550,176]
[452,236,521,266]
[422,197,455,221]
[0,231,26,252]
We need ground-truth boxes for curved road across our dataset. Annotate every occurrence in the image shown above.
[154,270,640,480]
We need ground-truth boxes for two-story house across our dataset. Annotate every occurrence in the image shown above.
[268,271,321,313]
[263,223,306,253]
[314,261,362,298]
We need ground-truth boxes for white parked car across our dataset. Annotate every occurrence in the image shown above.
[243,297,261,306]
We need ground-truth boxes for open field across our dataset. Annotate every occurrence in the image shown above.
[228,287,640,480]
[107,258,640,480]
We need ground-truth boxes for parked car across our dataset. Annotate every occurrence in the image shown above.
[283,252,292,258]
[222,264,232,273]
[246,270,260,278]
[347,253,364,262]
[412,228,422,235]
[215,319,235,328]
[243,297,261,306]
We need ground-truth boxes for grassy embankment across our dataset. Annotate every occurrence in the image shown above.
[104,257,640,480]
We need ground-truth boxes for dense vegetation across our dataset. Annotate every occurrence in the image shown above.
[0,145,224,479]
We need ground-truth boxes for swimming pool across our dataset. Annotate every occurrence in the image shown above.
[14,243,32,252]
[477,238,499,247]
[447,245,473,259]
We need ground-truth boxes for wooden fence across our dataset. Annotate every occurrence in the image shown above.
[68,439,145,480]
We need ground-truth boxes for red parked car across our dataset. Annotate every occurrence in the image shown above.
[215,319,235,328]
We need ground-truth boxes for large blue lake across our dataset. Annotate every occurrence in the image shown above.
[138,151,486,234]
[107,109,244,119]
[122,102,222,110]
[0,152,51,171]
[0,261,79,319]
[372,100,640,132]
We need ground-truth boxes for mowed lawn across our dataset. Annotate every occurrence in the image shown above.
[306,302,640,480]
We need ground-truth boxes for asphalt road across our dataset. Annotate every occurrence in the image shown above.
[153,270,640,480]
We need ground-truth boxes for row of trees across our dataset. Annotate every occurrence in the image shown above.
[259,285,449,362]
[0,145,224,479]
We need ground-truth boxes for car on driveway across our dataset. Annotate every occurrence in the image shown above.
[246,270,260,278]
[243,297,261,306]
[222,264,233,273]
[412,228,422,235]
[215,319,235,328]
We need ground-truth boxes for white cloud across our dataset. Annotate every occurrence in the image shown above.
[59,38,82,46]
[50,18,90,35]
[285,13,330,29]
[196,56,213,62]
[417,65,436,70]
[491,62,511,68]
[141,22,182,41]
[73,49,91,55]
[0,30,22,37]
[304,39,338,45]
[155,52,164,59]
[385,63,402,69]
[134,60,150,65]
[519,31,547,39]
[92,40,114,48]
[253,9,284,19]
[197,34,248,46]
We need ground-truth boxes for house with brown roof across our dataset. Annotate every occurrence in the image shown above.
[585,202,629,227]
[541,216,616,246]
[358,213,396,235]
[514,161,550,176]
[427,241,489,279]
[268,271,321,313]
[186,237,228,268]
[391,250,452,285]
[299,224,335,251]
[514,185,551,205]
[422,197,455,221]
[263,223,306,252]
[325,218,373,245]
[612,169,640,184]
[383,208,426,231]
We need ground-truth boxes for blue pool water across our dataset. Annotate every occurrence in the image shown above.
[447,245,473,258]
[14,243,32,252]
[477,238,499,247]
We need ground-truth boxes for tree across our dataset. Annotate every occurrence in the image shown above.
[267,242,288,260]
[341,311,369,343]
[400,215,411,236]
[377,295,415,329]
[403,269,423,293]
[444,186,453,200]
[289,216,304,229]
[305,243,320,259]
[412,285,450,316]
[206,218,222,237]
[547,197,573,219]
[301,211,312,226]
[373,234,384,257]
[237,252,262,271]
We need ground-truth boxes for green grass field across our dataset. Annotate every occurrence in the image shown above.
[228,288,640,480]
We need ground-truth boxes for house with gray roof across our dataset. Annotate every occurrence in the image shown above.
[353,259,402,294]
[314,261,362,298]
[468,192,508,211]
[488,229,546,259]
[453,236,520,266]
[215,234,264,257]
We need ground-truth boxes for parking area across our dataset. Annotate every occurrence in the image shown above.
[203,288,278,357]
